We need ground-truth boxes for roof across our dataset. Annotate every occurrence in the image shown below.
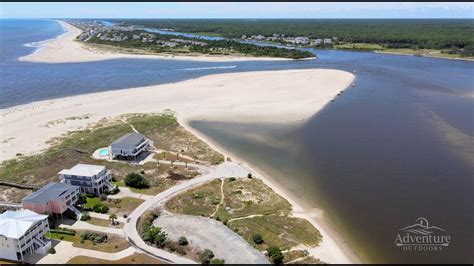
[0,209,48,239]
[58,163,105,177]
[110,132,146,150]
[22,182,77,204]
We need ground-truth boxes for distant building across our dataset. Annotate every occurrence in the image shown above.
[0,209,51,261]
[59,164,114,196]
[255,35,266,40]
[324,38,333,44]
[294,37,310,45]
[22,182,81,218]
[312,39,323,46]
[109,132,153,160]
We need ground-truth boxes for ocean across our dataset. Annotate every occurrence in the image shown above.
[1,19,473,263]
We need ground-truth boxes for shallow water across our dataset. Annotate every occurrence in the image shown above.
[1,19,473,263]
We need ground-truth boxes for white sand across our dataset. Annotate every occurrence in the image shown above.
[0,69,359,263]
[19,20,297,63]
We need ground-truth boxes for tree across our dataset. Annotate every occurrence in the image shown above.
[109,213,118,225]
[178,236,188,246]
[266,246,284,264]
[92,203,109,213]
[200,249,215,264]
[252,233,264,244]
[124,172,149,188]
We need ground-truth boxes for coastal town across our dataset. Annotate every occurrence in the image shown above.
[69,19,337,50]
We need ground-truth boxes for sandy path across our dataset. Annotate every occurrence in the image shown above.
[19,20,295,63]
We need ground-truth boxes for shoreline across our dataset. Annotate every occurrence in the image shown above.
[0,69,358,263]
[179,117,363,264]
[373,50,474,62]
[18,20,298,63]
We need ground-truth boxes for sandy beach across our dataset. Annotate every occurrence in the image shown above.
[19,20,295,63]
[6,18,362,264]
[1,68,358,263]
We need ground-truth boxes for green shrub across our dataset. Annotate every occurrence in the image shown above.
[92,203,109,213]
[228,177,236,182]
[200,249,215,264]
[210,258,225,264]
[80,212,91,221]
[178,236,188,246]
[252,233,264,244]
[124,172,149,188]
[80,231,108,244]
[48,247,56,254]
[266,246,284,264]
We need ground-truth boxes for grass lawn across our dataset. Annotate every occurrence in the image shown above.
[106,197,144,216]
[165,178,222,216]
[86,217,124,229]
[45,231,76,242]
[66,252,166,264]
[47,229,129,253]
[85,196,144,216]
[84,197,102,209]
[0,113,223,202]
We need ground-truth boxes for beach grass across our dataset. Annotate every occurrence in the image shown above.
[66,252,165,264]
[215,178,292,221]
[0,113,222,202]
[228,215,322,251]
[165,178,222,216]
[282,250,310,263]
[165,177,320,251]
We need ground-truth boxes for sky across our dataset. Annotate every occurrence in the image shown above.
[1,2,473,19]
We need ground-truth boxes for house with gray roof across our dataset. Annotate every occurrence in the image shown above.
[109,132,153,160]
[22,182,81,218]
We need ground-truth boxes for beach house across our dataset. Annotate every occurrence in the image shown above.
[21,182,81,218]
[58,164,114,196]
[109,132,153,160]
[0,209,51,262]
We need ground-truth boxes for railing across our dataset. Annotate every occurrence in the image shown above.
[0,179,38,190]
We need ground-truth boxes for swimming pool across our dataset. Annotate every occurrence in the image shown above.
[99,148,109,156]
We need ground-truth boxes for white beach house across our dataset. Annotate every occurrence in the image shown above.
[0,209,51,262]
[58,164,114,196]
[109,132,153,160]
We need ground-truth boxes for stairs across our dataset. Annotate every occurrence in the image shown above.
[32,237,51,255]
[68,205,82,220]
[104,182,115,191]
